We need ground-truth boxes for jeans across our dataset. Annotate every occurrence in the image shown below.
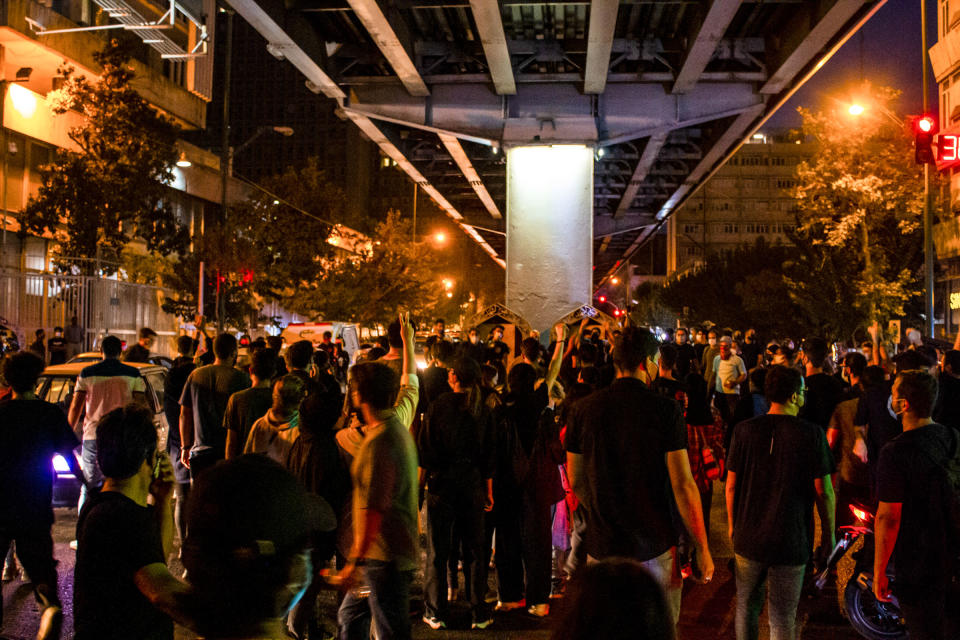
[424,489,490,622]
[0,526,61,627]
[337,560,414,640]
[734,554,806,640]
[589,549,681,626]
[78,440,104,513]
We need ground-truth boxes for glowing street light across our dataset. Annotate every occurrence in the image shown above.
[442,278,454,290]
[848,104,865,116]
[445,291,454,298]
[434,231,447,244]
[610,276,619,285]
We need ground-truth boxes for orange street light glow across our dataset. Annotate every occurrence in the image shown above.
[848,104,864,116]
[434,232,447,244]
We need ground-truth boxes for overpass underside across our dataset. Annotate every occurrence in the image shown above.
[227,0,886,331]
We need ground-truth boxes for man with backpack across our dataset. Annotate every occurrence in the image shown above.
[874,370,960,639]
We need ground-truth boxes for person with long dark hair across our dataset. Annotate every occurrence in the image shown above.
[417,356,496,630]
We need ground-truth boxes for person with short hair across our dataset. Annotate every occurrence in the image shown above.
[224,349,277,459]
[179,334,249,480]
[725,365,835,640]
[243,374,305,464]
[123,328,157,363]
[566,326,713,627]
[286,340,320,397]
[333,313,419,640]
[673,327,697,381]
[68,335,148,511]
[0,352,87,639]
[711,336,747,433]
[73,404,187,640]
[874,370,960,639]
[827,352,872,528]
[417,356,496,630]
[800,337,844,432]
[163,335,197,546]
[47,327,68,365]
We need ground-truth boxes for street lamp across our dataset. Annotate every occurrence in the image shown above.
[434,231,447,245]
[848,104,865,116]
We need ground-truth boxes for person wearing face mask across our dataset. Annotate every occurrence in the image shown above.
[725,366,836,640]
[710,336,747,435]
[462,327,486,364]
[874,370,960,640]
[701,330,721,389]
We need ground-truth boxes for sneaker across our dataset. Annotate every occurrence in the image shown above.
[68,540,78,551]
[422,616,447,630]
[471,618,494,630]
[527,603,550,617]
[495,600,525,611]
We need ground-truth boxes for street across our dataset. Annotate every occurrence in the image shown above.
[2,490,863,640]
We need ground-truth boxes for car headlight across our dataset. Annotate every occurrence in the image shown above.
[52,455,71,473]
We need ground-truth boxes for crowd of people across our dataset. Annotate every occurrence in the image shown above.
[1,311,959,640]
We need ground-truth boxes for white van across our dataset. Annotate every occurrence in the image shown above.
[280,322,361,361]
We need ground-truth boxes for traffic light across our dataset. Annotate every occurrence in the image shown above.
[914,115,936,164]
[598,295,606,303]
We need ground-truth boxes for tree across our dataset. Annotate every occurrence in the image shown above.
[790,82,932,332]
[288,210,443,326]
[19,39,186,274]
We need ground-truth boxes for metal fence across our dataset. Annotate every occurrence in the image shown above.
[0,269,179,357]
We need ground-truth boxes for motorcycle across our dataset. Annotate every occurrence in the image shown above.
[815,503,907,640]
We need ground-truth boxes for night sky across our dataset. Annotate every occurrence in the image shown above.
[768,0,936,128]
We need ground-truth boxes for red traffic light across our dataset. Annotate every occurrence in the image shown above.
[598,295,606,303]
[917,116,935,133]
[613,309,622,317]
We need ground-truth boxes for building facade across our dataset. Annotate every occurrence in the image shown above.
[930,0,960,338]
[666,131,813,275]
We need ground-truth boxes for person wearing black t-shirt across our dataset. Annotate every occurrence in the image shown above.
[566,326,713,629]
[799,337,844,431]
[74,404,188,640]
[0,352,87,640]
[725,365,835,640]
[672,328,698,381]
[652,343,686,405]
[47,327,68,365]
[163,335,196,547]
[933,349,960,433]
[874,370,960,640]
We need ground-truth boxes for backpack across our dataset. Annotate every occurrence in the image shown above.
[914,427,960,575]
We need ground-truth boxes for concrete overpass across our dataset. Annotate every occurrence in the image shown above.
[225,0,886,330]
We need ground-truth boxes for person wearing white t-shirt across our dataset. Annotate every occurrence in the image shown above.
[68,336,147,512]
[711,336,746,432]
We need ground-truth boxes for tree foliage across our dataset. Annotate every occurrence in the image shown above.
[286,210,442,326]
[20,39,186,274]
[790,83,930,330]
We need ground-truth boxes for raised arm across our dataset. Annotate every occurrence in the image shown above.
[544,324,566,392]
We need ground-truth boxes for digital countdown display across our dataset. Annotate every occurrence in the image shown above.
[937,133,960,168]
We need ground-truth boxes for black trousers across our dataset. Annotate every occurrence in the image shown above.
[0,525,61,626]
[494,492,552,607]
[424,488,490,621]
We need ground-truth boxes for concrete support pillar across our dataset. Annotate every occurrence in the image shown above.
[505,145,594,334]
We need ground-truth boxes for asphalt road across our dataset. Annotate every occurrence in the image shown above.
[2,489,864,640]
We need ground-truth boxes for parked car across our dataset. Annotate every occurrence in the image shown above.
[68,351,174,370]
[36,361,170,506]
[281,322,361,362]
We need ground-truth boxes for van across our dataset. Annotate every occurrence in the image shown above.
[280,322,361,361]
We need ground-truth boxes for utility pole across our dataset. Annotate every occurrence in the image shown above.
[922,0,935,337]
[217,5,234,333]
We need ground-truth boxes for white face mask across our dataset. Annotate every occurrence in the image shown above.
[470,335,478,344]
[708,337,717,346]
